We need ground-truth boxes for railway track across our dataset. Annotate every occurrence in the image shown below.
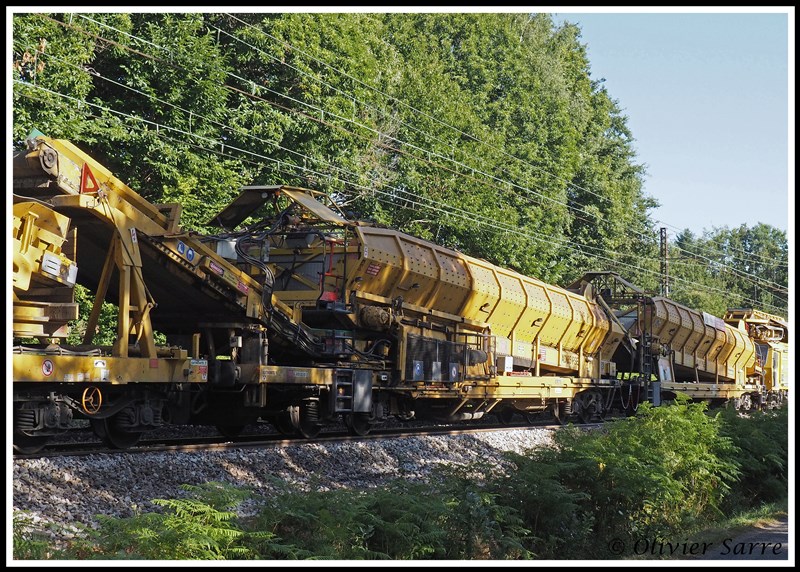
[13,419,604,459]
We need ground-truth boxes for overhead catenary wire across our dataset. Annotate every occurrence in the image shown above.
[208,20,620,225]
[14,56,788,316]
[14,81,787,316]
[668,244,788,296]
[669,238,788,292]
[224,13,623,210]
[35,14,599,238]
[117,15,793,279]
[221,14,791,272]
[667,256,788,296]
[26,12,788,279]
[657,218,789,268]
[13,80,643,268]
[14,50,630,267]
[57,47,789,303]
[35,13,786,285]
[70,13,643,242]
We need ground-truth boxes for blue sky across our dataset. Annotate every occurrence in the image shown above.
[552,9,792,237]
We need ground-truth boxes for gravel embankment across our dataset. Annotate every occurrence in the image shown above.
[12,427,555,546]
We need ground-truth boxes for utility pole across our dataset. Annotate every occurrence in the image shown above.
[660,227,669,297]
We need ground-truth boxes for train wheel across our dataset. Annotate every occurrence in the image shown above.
[576,391,602,424]
[297,400,322,439]
[523,411,543,425]
[217,425,246,439]
[298,418,321,439]
[91,415,142,449]
[345,413,372,436]
[552,403,569,426]
[270,406,299,436]
[13,404,52,453]
[577,405,595,424]
[273,412,296,436]
[90,417,107,439]
[496,408,515,425]
[13,434,51,454]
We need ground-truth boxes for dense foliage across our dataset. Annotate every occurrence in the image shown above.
[12,11,787,321]
[669,224,789,316]
[502,399,742,557]
[13,403,788,560]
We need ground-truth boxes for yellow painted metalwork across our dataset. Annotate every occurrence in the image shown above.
[647,297,755,383]
[723,308,788,341]
[464,374,613,400]
[485,267,527,339]
[12,351,195,384]
[280,187,354,226]
[12,203,73,286]
[260,189,622,382]
[353,227,447,310]
[430,248,472,315]
[723,307,789,394]
[352,290,489,332]
[402,374,616,404]
[12,201,79,338]
[16,136,309,345]
[460,259,502,324]
[773,344,789,392]
[256,365,338,385]
[660,382,754,402]
[679,311,706,369]
[747,341,790,393]
[347,226,621,377]
[12,301,78,338]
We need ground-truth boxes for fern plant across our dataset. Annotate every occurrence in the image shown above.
[13,511,56,560]
[73,482,282,559]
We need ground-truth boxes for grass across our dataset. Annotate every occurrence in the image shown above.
[626,499,788,560]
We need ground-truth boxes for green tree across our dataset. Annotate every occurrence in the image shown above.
[670,224,788,316]
[14,12,663,289]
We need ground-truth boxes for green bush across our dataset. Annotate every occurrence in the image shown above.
[559,399,740,553]
[252,481,389,559]
[717,406,789,509]
[492,397,745,558]
[425,463,531,559]
[256,468,530,559]
[65,482,283,560]
[493,446,593,559]
[13,511,57,560]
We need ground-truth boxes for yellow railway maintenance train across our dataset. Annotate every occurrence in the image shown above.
[11,132,789,453]
[571,273,789,412]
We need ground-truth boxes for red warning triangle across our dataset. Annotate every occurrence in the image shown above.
[80,163,100,194]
